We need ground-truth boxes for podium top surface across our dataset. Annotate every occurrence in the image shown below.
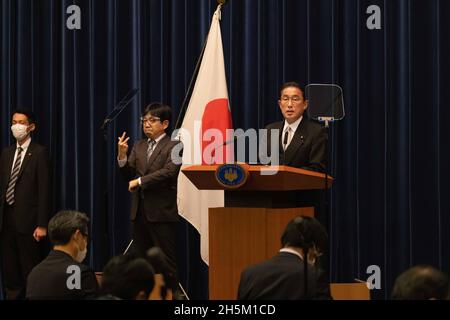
[182,164,333,191]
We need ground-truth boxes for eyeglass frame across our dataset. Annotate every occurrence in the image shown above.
[140,116,161,124]
[280,95,304,103]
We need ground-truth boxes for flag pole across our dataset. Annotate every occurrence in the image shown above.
[174,1,229,130]
[174,43,207,130]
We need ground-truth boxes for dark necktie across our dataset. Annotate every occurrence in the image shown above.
[6,147,23,205]
[283,128,290,151]
[147,140,156,162]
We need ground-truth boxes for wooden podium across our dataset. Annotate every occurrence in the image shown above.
[182,164,333,300]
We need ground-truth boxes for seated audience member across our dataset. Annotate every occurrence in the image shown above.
[391,265,450,300]
[237,216,330,300]
[98,254,155,300]
[26,210,98,299]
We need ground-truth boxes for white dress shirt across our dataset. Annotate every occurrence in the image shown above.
[282,116,303,150]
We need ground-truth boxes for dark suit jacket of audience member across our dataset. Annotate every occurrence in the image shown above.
[0,141,51,233]
[264,117,327,173]
[237,252,330,300]
[119,135,181,222]
[26,250,98,300]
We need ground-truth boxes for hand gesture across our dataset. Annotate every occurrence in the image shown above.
[33,227,47,242]
[129,179,140,192]
[118,132,130,160]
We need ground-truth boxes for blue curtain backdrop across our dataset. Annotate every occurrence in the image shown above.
[1,0,450,299]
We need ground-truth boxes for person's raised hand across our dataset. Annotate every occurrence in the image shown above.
[118,132,130,160]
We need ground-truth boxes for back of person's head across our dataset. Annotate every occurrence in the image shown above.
[48,210,89,246]
[100,254,155,300]
[391,265,450,300]
[281,216,328,253]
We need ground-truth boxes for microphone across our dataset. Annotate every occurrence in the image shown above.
[221,133,247,146]
[100,88,139,131]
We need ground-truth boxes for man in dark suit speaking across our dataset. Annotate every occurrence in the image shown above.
[264,81,327,172]
[117,103,181,293]
[262,82,328,215]
[0,109,51,300]
[262,82,331,295]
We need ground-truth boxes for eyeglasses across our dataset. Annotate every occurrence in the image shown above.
[280,96,303,103]
[140,116,161,124]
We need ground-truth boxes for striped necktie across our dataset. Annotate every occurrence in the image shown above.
[147,139,156,162]
[6,147,23,205]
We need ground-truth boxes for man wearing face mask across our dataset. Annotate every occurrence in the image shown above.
[0,109,51,300]
[26,210,98,300]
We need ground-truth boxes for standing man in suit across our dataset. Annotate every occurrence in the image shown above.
[263,82,331,294]
[117,103,181,294]
[263,81,328,218]
[0,109,51,299]
[237,216,330,300]
[265,81,327,172]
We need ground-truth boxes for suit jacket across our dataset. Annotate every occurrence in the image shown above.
[26,250,98,300]
[0,141,51,234]
[120,135,181,222]
[264,118,329,235]
[237,252,330,300]
[264,117,327,172]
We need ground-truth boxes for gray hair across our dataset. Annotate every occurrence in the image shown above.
[48,210,89,246]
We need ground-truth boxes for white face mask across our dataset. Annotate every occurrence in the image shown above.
[11,124,29,141]
[75,241,87,263]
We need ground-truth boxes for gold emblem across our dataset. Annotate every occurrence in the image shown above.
[224,168,238,183]
[215,164,249,189]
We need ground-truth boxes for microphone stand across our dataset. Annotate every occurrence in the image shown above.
[315,116,334,294]
[317,117,334,234]
[306,84,344,294]
[99,89,139,266]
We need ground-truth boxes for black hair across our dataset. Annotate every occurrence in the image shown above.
[281,216,328,252]
[142,102,172,123]
[279,81,306,100]
[100,255,155,300]
[391,265,450,300]
[12,108,37,127]
[48,210,89,246]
